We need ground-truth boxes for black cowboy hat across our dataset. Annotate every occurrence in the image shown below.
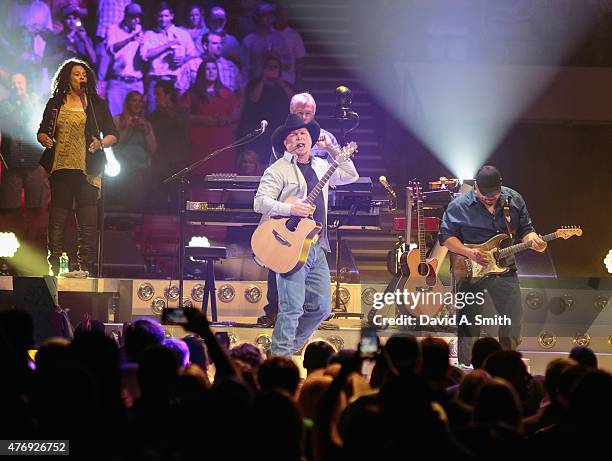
[271,113,321,157]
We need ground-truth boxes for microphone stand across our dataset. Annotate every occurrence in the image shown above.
[82,86,105,278]
[163,128,266,308]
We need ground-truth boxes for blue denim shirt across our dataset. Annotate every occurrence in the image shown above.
[439,186,536,248]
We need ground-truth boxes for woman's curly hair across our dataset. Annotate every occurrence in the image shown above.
[50,58,99,102]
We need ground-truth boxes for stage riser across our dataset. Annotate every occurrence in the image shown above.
[119,279,368,320]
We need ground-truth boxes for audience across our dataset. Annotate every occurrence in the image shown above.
[44,5,96,70]
[2,306,611,459]
[238,53,294,162]
[139,2,201,113]
[180,3,208,58]
[179,58,240,176]
[241,2,292,84]
[108,90,156,211]
[105,2,145,116]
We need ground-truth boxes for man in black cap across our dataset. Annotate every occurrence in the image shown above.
[253,113,358,356]
[439,165,546,366]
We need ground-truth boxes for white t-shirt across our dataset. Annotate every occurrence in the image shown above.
[277,26,306,85]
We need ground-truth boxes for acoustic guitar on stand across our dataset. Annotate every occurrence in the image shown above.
[251,142,358,274]
[449,226,583,285]
[396,181,446,317]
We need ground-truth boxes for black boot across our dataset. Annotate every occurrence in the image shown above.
[76,205,98,275]
[47,207,70,276]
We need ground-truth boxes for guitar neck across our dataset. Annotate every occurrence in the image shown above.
[417,194,426,263]
[304,159,339,206]
[498,231,558,258]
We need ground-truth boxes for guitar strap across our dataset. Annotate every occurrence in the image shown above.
[502,196,513,239]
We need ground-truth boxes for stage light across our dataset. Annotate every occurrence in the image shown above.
[182,298,193,308]
[164,285,179,300]
[104,147,121,177]
[0,232,20,257]
[218,284,235,302]
[191,283,205,302]
[605,249,612,273]
[538,331,557,349]
[244,285,262,303]
[361,287,378,306]
[326,335,344,352]
[255,334,272,353]
[137,282,155,301]
[572,333,591,347]
[594,295,608,310]
[151,297,166,314]
[525,291,544,309]
[188,236,210,247]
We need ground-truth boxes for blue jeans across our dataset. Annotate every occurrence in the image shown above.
[272,242,331,356]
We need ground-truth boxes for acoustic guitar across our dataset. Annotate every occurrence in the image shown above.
[251,142,357,274]
[396,181,447,317]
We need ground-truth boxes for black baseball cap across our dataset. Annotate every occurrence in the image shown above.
[475,165,502,195]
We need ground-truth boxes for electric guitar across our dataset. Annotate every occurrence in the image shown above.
[449,227,583,284]
[396,181,446,317]
[251,142,357,274]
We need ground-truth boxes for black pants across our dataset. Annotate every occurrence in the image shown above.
[48,170,99,274]
[456,272,523,365]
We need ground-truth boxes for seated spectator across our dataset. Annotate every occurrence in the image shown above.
[303,340,335,376]
[105,3,145,116]
[45,5,96,71]
[0,72,49,266]
[275,4,306,89]
[241,2,292,84]
[146,81,190,212]
[474,378,524,432]
[108,91,156,211]
[206,6,241,66]
[237,149,261,175]
[237,54,294,163]
[181,3,208,57]
[203,31,243,94]
[569,345,598,369]
[140,2,202,113]
[179,59,240,176]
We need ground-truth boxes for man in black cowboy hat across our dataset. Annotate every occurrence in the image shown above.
[254,113,359,356]
[439,165,547,366]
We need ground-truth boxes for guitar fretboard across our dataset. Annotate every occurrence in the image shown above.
[498,232,558,258]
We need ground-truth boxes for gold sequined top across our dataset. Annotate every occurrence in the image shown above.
[51,106,101,189]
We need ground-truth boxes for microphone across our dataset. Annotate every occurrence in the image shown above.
[248,120,268,137]
[79,81,89,92]
[379,176,397,198]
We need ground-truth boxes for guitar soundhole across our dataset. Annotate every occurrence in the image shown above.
[418,263,429,277]
[285,216,299,232]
